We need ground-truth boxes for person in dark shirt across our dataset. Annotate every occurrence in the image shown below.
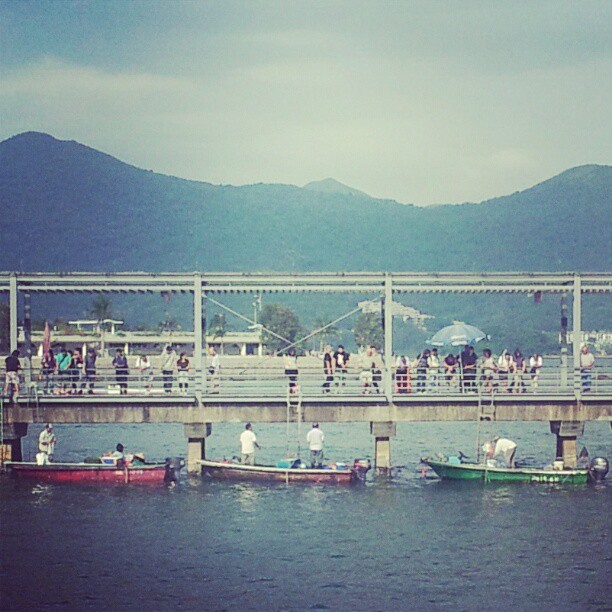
[322,345,334,393]
[460,345,478,392]
[112,349,129,395]
[4,350,21,401]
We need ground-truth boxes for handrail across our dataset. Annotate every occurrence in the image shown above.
[2,361,611,399]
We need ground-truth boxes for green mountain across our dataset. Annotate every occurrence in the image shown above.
[0,131,610,273]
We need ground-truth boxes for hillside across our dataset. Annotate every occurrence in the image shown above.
[0,132,610,274]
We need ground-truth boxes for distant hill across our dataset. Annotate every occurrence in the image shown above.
[0,131,610,274]
[303,177,372,199]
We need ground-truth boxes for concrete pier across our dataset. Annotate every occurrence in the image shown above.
[184,423,211,473]
[0,422,28,462]
[371,422,396,473]
[551,420,585,469]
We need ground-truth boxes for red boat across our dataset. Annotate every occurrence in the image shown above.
[199,458,371,484]
[5,459,183,485]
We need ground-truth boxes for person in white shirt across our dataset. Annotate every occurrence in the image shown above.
[208,346,221,393]
[493,436,517,468]
[240,423,260,465]
[306,423,325,468]
[529,354,543,390]
[580,345,595,392]
[136,354,153,394]
[38,423,56,462]
[160,345,178,393]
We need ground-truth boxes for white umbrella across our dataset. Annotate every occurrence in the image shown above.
[429,321,487,347]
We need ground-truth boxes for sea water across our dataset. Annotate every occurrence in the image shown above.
[1,421,610,610]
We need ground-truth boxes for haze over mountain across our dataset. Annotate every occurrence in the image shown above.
[0,131,610,274]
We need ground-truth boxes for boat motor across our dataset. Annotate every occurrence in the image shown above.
[588,457,609,482]
[164,457,185,485]
[353,458,372,482]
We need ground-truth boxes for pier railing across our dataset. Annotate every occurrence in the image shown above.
[3,358,611,400]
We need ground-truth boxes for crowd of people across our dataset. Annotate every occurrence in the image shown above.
[1,342,600,400]
[393,346,546,394]
[314,343,599,395]
[1,344,214,400]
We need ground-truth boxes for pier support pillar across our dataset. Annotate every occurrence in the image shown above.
[371,422,396,474]
[0,423,28,463]
[550,421,584,469]
[184,423,211,474]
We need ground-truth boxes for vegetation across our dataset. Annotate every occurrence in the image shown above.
[208,313,228,339]
[354,313,384,349]
[89,295,113,324]
[259,304,304,353]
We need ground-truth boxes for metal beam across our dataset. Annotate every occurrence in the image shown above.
[193,273,203,401]
[383,274,393,402]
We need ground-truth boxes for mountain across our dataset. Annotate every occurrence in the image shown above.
[303,177,372,199]
[0,131,610,275]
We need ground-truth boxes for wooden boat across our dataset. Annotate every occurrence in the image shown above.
[5,459,183,485]
[423,457,589,485]
[199,458,371,484]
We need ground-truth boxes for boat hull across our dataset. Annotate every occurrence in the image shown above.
[199,460,357,484]
[424,459,589,485]
[5,462,169,485]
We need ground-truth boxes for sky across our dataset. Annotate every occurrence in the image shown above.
[1,0,611,205]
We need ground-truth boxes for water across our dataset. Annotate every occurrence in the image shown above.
[1,421,610,610]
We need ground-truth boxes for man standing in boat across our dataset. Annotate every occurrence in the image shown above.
[38,423,56,462]
[306,423,325,468]
[493,436,517,468]
[240,423,260,465]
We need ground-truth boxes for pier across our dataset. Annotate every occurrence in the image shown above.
[1,271,610,471]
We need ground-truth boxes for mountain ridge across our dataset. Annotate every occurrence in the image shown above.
[0,131,610,274]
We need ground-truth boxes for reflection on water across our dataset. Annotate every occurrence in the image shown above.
[1,421,610,611]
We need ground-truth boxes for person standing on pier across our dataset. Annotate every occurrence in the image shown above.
[83,347,97,395]
[136,353,152,394]
[322,345,334,393]
[240,423,260,465]
[580,345,595,392]
[529,353,543,391]
[38,423,56,462]
[208,346,220,393]
[112,349,129,395]
[306,423,325,468]
[177,352,190,395]
[55,346,71,395]
[160,345,178,393]
[333,345,349,392]
[4,349,21,403]
[41,347,56,395]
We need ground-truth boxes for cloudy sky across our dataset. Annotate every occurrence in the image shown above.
[1,0,610,204]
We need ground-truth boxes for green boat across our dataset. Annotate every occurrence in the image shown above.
[424,457,589,485]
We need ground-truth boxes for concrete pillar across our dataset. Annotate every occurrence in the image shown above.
[371,421,396,473]
[0,422,28,463]
[375,437,391,471]
[572,276,582,397]
[184,423,211,473]
[550,420,584,469]
[9,273,18,353]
